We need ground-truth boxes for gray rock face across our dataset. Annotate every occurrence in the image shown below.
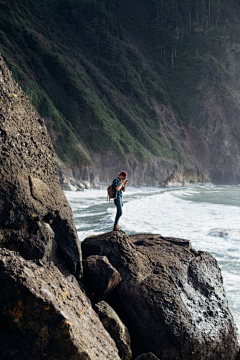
[134,353,160,360]
[0,55,82,277]
[95,301,132,360]
[0,56,123,360]
[83,255,122,298]
[82,232,239,360]
[0,248,121,360]
[59,153,183,188]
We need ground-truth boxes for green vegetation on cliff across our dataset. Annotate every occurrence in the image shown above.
[1,0,240,182]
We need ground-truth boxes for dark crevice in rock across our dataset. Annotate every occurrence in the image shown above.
[28,175,44,206]
[236,350,240,360]
[0,313,25,360]
[0,113,6,123]
[43,210,59,225]
[51,214,82,278]
[134,353,160,360]
[107,289,147,358]
[95,301,132,360]
[82,255,122,301]
[0,129,6,143]
[134,240,145,246]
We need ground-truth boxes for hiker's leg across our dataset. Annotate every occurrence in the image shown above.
[114,199,122,227]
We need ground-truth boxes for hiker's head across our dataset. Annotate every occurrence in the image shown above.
[119,171,127,180]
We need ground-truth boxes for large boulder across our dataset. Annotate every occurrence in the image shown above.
[83,255,122,299]
[0,56,123,359]
[95,301,132,360]
[0,248,121,360]
[0,55,81,277]
[82,232,239,360]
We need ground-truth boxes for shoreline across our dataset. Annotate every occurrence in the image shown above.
[60,177,215,192]
[65,185,240,335]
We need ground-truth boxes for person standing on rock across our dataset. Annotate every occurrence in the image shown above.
[112,171,128,231]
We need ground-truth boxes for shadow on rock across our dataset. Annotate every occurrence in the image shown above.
[0,248,120,360]
[0,55,82,278]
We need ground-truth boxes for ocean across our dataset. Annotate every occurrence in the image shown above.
[65,185,240,335]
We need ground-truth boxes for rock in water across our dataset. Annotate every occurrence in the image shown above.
[0,248,121,360]
[82,232,239,360]
[0,55,81,277]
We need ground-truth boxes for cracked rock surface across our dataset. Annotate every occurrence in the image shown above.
[0,55,122,359]
[95,300,132,360]
[82,232,239,360]
[0,55,81,277]
[83,255,122,299]
[0,248,120,360]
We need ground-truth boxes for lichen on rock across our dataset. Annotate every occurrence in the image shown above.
[0,248,120,360]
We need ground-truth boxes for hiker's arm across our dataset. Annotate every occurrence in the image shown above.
[123,182,127,192]
[116,181,124,191]
[116,180,127,191]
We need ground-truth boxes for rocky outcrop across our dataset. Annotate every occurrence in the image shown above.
[0,55,121,359]
[0,55,239,360]
[0,248,120,360]
[0,55,82,277]
[95,301,132,360]
[82,232,239,360]
[83,255,122,299]
[58,154,185,188]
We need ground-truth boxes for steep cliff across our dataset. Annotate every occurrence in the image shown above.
[0,54,82,276]
[0,53,121,359]
[1,0,240,184]
[1,53,239,360]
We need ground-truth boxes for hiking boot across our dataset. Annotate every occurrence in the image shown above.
[113,225,121,231]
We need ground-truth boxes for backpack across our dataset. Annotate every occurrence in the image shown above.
[107,184,115,201]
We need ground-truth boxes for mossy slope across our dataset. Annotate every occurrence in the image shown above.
[1,0,240,183]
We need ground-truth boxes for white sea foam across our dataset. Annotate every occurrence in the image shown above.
[66,186,240,334]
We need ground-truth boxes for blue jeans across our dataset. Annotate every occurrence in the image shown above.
[114,199,123,227]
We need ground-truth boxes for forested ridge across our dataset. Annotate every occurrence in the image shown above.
[1,0,240,184]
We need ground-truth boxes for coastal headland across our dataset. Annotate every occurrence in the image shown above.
[0,55,239,359]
